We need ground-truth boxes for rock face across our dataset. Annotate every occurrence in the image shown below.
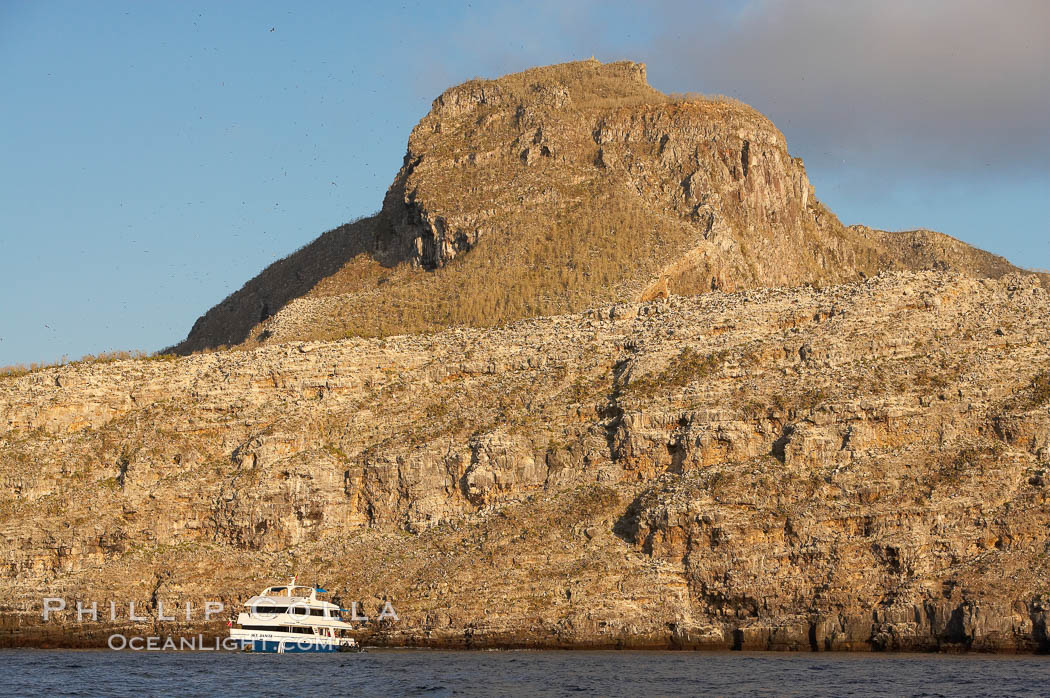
[4,271,1050,650]
[169,60,1042,354]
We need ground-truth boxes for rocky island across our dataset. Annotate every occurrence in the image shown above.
[3,60,1049,651]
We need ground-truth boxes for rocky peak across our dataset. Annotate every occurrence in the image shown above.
[384,59,797,274]
[428,59,655,118]
[170,59,1044,354]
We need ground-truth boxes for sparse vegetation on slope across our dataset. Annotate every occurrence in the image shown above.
[328,183,698,338]
[1,351,177,380]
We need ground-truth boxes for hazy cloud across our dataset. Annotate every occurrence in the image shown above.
[643,0,1050,174]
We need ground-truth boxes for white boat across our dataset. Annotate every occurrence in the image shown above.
[229,580,359,653]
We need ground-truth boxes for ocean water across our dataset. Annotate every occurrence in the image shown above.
[2,649,1049,697]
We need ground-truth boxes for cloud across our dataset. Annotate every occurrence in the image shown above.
[642,0,1050,174]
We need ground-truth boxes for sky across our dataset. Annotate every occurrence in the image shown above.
[2,0,1048,366]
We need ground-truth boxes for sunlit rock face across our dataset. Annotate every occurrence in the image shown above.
[4,271,1050,651]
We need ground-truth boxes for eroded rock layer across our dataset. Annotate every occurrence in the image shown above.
[4,271,1050,650]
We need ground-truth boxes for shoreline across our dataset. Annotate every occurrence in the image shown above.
[2,629,1046,655]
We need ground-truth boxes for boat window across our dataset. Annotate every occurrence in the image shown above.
[249,606,288,615]
[238,624,315,634]
[250,606,326,617]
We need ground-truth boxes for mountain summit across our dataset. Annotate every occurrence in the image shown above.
[172,59,1037,353]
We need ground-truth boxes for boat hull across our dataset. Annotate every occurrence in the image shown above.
[239,638,339,653]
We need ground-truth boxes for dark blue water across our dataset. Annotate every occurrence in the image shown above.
[2,649,1049,697]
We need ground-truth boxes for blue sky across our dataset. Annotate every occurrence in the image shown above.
[2,0,1047,366]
